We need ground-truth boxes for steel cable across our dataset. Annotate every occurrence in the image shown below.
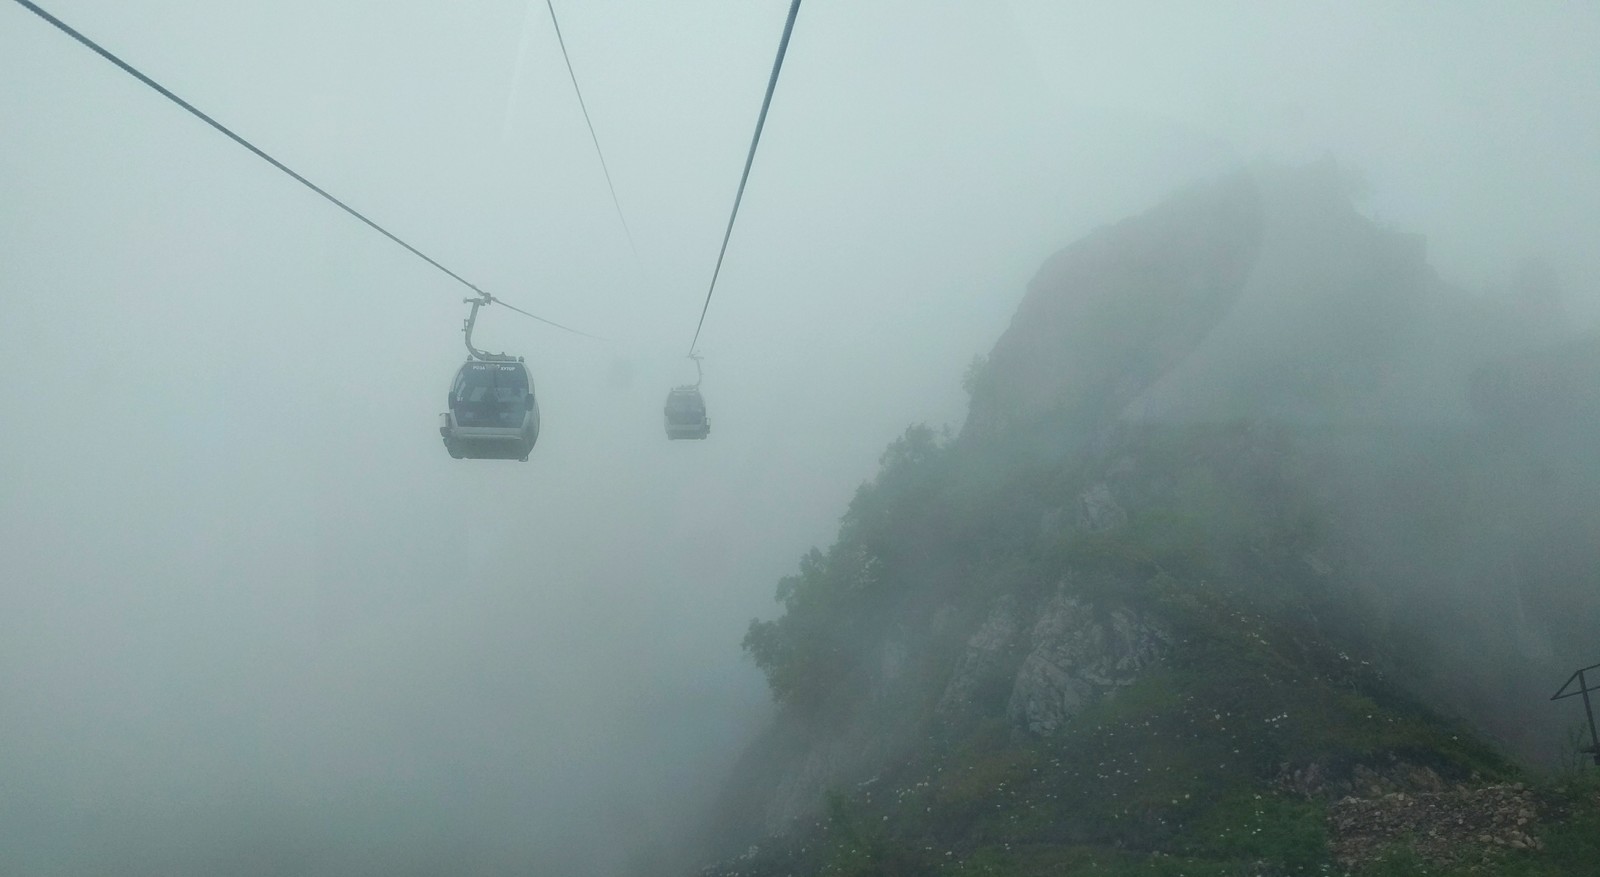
[544,0,638,261]
[10,0,600,340]
[687,0,803,356]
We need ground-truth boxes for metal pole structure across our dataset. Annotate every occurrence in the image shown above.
[1552,662,1600,766]
[1580,669,1600,766]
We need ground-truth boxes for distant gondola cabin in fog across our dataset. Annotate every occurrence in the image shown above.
[664,386,709,440]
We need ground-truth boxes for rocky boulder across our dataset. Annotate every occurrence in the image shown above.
[1007,590,1169,735]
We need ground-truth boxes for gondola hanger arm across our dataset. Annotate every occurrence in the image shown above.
[463,295,518,362]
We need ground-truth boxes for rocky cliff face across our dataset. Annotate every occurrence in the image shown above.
[689,162,1600,875]
[1004,591,1169,736]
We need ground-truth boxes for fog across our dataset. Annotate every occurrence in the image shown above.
[1,1,1596,874]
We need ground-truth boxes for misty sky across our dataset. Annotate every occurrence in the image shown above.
[2,2,1597,874]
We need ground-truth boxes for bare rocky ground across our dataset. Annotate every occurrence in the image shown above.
[1328,782,1543,870]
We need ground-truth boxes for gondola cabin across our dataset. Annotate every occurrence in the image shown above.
[663,386,710,440]
[439,359,540,460]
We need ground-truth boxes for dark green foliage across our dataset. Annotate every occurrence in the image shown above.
[743,545,881,707]
[744,424,1025,710]
[961,354,991,399]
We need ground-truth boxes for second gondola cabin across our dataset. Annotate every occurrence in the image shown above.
[663,386,709,440]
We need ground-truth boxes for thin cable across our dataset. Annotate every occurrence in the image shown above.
[10,0,598,340]
[688,0,803,356]
[492,295,597,339]
[544,0,638,260]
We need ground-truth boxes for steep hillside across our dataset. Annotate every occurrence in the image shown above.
[687,163,1600,876]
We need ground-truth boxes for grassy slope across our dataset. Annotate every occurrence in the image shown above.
[724,579,1600,875]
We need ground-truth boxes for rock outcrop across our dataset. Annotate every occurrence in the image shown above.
[1007,591,1168,735]
[935,595,1021,723]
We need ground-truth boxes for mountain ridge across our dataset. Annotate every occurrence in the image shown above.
[677,161,1600,876]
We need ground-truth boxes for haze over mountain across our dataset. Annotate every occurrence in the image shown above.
[1,2,1597,876]
[690,161,1600,876]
